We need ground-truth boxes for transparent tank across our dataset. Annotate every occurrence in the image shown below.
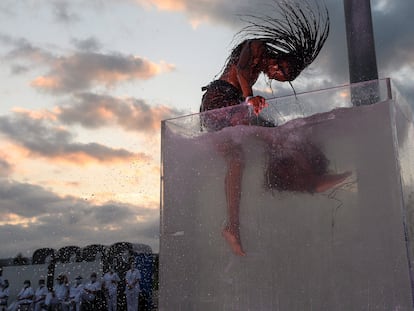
[160,78,414,310]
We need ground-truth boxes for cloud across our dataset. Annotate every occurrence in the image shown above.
[0,157,12,177]
[58,92,184,132]
[2,35,52,64]
[0,113,147,164]
[0,179,159,257]
[30,52,175,94]
[134,0,186,11]
[71,37,102,52]
[10,64,30,75]
[52,0,80,23]
[130,0,277,28]
[11,93,184,133]
[372,2,414,72]
[0,1,16,18]
[1,34,175,94]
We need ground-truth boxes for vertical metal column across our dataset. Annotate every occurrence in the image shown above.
[344,0,379,105]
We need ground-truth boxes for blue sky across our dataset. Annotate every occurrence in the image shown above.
[0,0,413,258]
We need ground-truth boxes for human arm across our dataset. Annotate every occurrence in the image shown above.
[113,273,120,284]
[83,284,98,295]
[236,40,265,97]
[0,288,8,299]
[126,270,140,289]
[18,288,34,300]
[236,41,268,115]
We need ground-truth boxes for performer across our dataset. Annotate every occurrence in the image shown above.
[201,0,348,256]
[81,272,101,305]
[102,268,120,311]
[7,280,34,311]
[67,276,84,311]
[0,279,9,309]
[32,278,48,311]
[125,259,141,311]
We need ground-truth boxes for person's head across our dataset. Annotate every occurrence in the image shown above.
[75,275,83,285]
[56,274,64,284]
[237,0,329,83]
[3,279,9,288]
[0,267,2,276]
[90,272,97,282]
[263,55,302,82]
[23,280,31,288]
[38,278,45,286]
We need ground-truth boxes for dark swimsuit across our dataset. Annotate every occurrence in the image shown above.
[200,80,244,112]
[200,80,274,131]
[199,80,245,131]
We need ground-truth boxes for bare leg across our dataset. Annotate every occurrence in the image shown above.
[219,143,246,256]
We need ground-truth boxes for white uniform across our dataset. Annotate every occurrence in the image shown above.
[68,283,84,311]
[81,280,101,303]
[32,285,48,311]
[49,283,69,311]
[7,286,34,311]
[0,286,9,306]
[103,272,120,311]
[125,268,141,311]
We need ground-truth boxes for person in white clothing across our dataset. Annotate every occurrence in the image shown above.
[0,279,9,308]
[67,276,83,311]
[125,260,141,311]
[47,274,70,311]
[7,280,34,311]
[81,272,101,304]
[102,268,120,311]
[32,278,48,311]
[0,268,4,288]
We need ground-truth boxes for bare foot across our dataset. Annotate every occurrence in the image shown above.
[222,227,246,256]
[315,171,352,193]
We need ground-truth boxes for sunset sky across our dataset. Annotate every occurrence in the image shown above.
[0,0,413,258]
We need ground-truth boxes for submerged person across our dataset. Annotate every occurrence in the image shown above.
[201,0,349,256]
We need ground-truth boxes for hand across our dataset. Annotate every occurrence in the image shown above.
[246,96,268,116]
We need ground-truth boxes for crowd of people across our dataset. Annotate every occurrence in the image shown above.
[0,260,142,311]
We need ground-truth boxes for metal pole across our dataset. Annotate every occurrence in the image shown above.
[343,0,379,105]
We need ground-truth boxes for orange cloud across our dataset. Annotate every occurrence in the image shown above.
[31,76,60,89]
[0,213,37,227]
[29,52,175,94]
[132,0,210,29]
[12,107,59,121]
[58,92,183,133]
[135,0,186,11]
[0,114,147,165]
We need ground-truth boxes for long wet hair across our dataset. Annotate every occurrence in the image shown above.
[226,0,330,78]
